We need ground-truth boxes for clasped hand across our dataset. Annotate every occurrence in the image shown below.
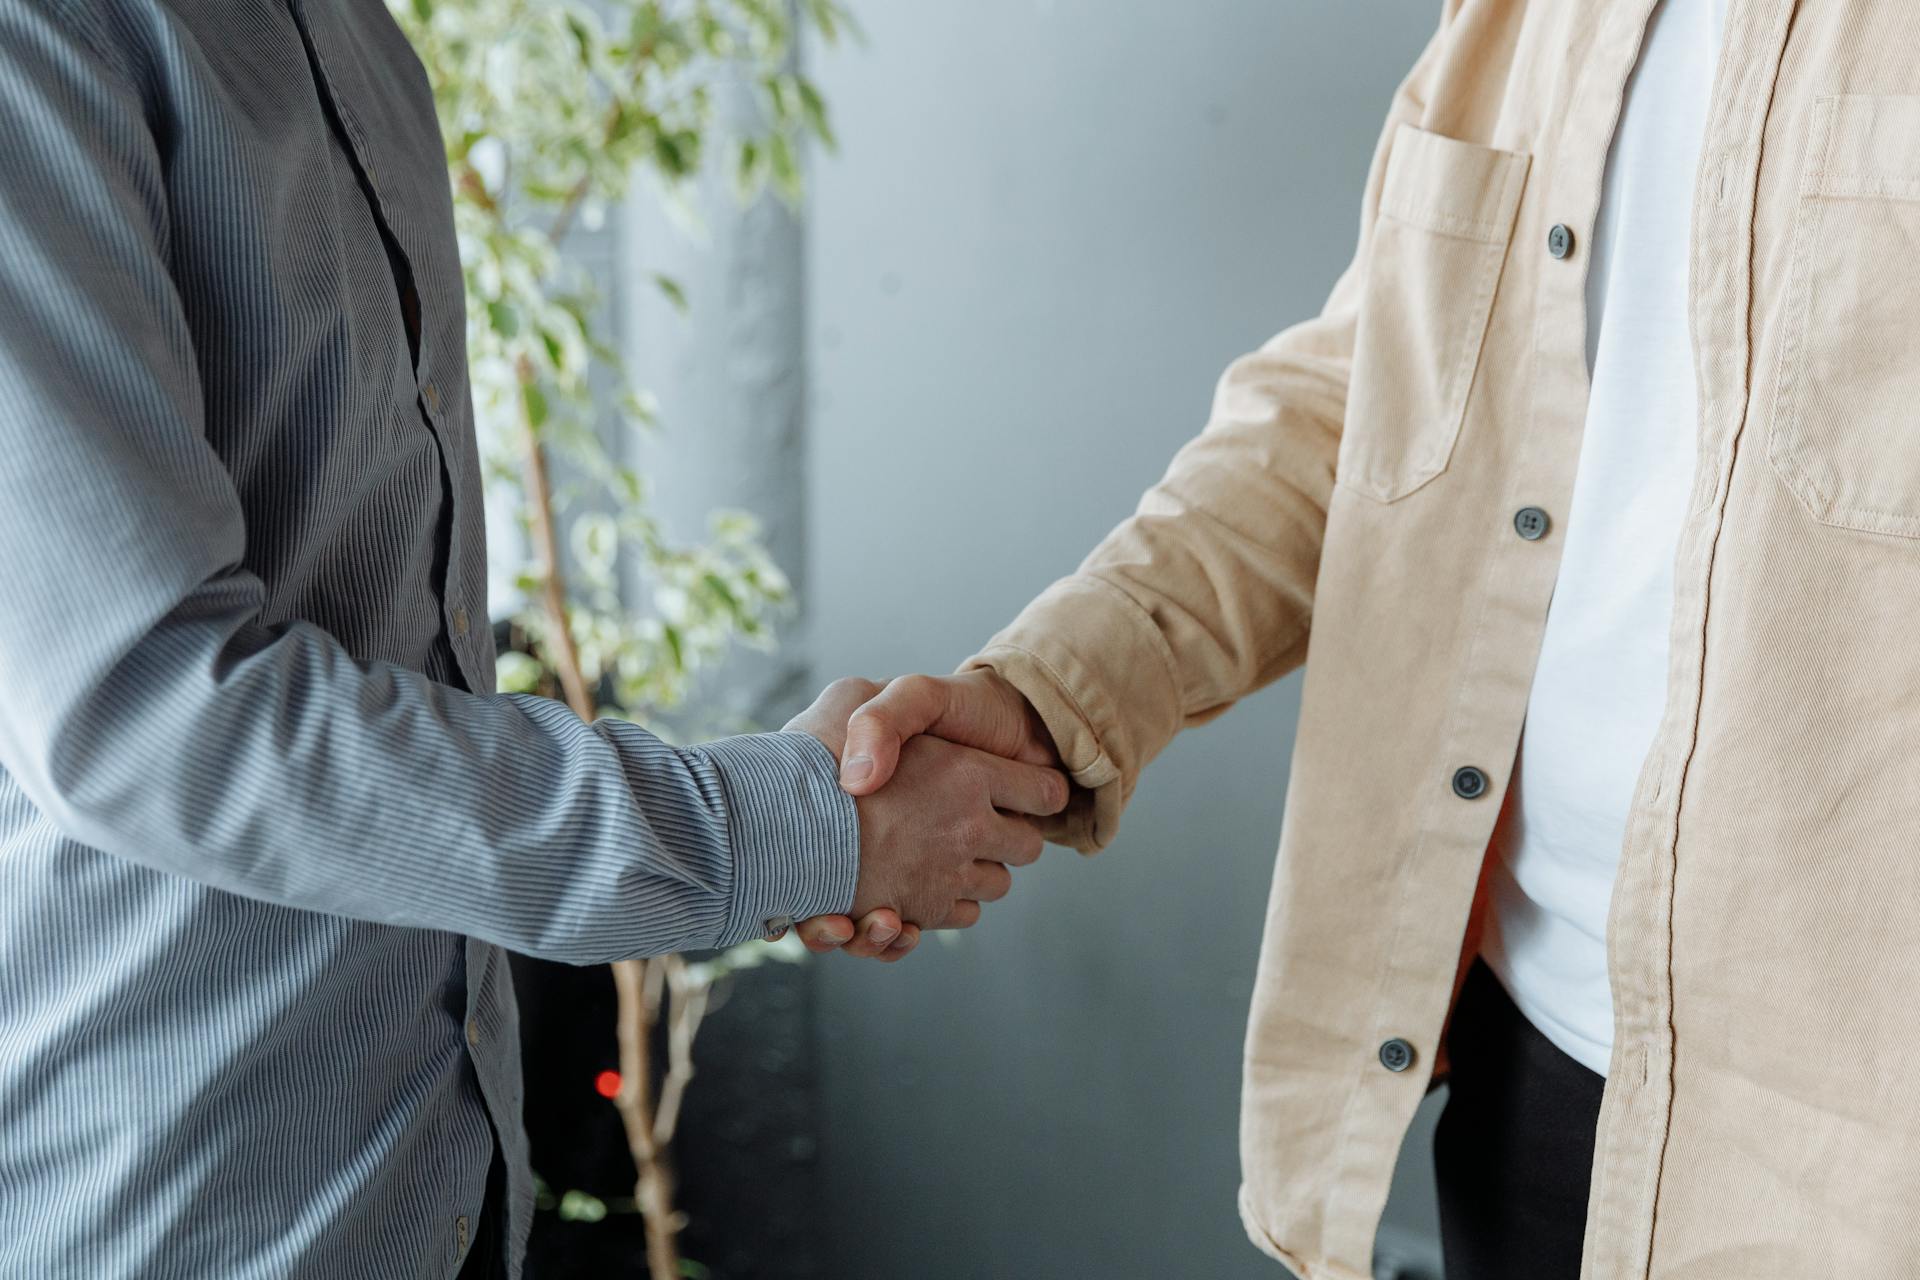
[781,670,1064,962]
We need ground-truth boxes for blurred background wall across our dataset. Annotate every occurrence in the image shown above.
[795,2,1445,1277]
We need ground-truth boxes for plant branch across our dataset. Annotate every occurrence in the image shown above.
[612,959,681,1280]
[516,355,595,720]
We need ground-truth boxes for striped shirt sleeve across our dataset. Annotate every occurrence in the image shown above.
[0,0,858,963]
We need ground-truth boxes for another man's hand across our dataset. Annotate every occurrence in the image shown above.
[784,677,1066,961]
[839,669,1061,795]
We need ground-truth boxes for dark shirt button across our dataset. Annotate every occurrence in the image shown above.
[1514,506,1551,541]
[1379,1038,1415,1073]
[1452,766,1490,800]
[1548,223,1576,259]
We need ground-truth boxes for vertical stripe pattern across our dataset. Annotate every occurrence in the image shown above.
[0,2,859,1276]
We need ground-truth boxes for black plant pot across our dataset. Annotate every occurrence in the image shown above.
[511,953,828,1279]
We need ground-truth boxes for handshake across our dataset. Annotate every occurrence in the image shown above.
[780,669,1068,962]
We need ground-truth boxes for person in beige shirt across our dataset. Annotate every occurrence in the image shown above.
[790,1,1920,1276]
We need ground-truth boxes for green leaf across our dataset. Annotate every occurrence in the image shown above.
[486,300,519,337]
[566,14,593,63]
[557,1189,608,1223]
[735,138,763,197]
[767,131,800,201]
[702,571,739,616]
[522,382,548,429]
[652,272,689,313]
[496,650,545,694]
[796,78,836,149]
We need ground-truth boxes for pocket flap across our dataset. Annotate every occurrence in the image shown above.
[1377,124,1531,243]
[1806,95,1920,199]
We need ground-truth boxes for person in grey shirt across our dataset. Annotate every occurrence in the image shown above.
[0,1,1066,1276]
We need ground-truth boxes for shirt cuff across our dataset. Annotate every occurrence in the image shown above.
[961,574,1185,854]
[687,730,860,948]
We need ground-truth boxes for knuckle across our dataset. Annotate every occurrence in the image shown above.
[894,673,937,697]
[956,810,994,848]
[828,675,882,701]
[954,757,989,795]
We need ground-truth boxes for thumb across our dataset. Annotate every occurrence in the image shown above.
[839,674,948,795]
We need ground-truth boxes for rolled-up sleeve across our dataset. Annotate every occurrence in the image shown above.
[0,0,856,963]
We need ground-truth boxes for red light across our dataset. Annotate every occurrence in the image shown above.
[594,1070,622,1099]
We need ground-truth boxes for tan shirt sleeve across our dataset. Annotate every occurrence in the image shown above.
[964,13,1455,853]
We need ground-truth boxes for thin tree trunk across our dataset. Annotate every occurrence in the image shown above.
[518,363,683,1280]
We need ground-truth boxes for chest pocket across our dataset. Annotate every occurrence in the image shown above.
[1770,95,1920,539]
[1339,125,1530,503]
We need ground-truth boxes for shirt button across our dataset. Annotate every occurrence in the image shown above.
[451,606,470,636]
[1548,223,1576,259]
[454,1215,470,1257]
[1378,1038,1416,1073]
[466,1019,481,1047]
[764,915,793,940]
[423,382,441,414]
[1451,766,1490,800]
[1513,506,1551,541]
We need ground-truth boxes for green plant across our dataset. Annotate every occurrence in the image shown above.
[388,2,851,1275]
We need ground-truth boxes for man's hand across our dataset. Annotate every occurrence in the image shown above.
[847,732,1064,927]
[839,669,1061,796]
[784,676,1066,959]
[786,678,915,959]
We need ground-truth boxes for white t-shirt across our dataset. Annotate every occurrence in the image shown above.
[1480,0,1727,1078]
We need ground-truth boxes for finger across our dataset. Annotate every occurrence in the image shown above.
[940,899,982,930]
[966,860,1013,904]
[840,908,904,960]
[840,675,948,795]
[876,925,921,963]
[978,751,1070,817]
[986,813,1046,867]
[795,915,855,953]
[783,677,883,757]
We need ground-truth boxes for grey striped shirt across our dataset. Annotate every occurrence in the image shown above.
[0,1,858,1275]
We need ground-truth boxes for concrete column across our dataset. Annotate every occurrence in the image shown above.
[616,81,812,732]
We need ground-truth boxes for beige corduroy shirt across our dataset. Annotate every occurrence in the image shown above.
[967,1,1920,1276]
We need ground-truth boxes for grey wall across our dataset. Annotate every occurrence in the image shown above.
[802,4,1443,1277]
[618,71,812,733]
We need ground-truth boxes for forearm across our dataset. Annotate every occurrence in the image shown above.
[5,592,857,962]
[964,334,1347,852]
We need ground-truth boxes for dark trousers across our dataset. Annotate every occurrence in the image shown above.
[1433,959,1606,1280]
